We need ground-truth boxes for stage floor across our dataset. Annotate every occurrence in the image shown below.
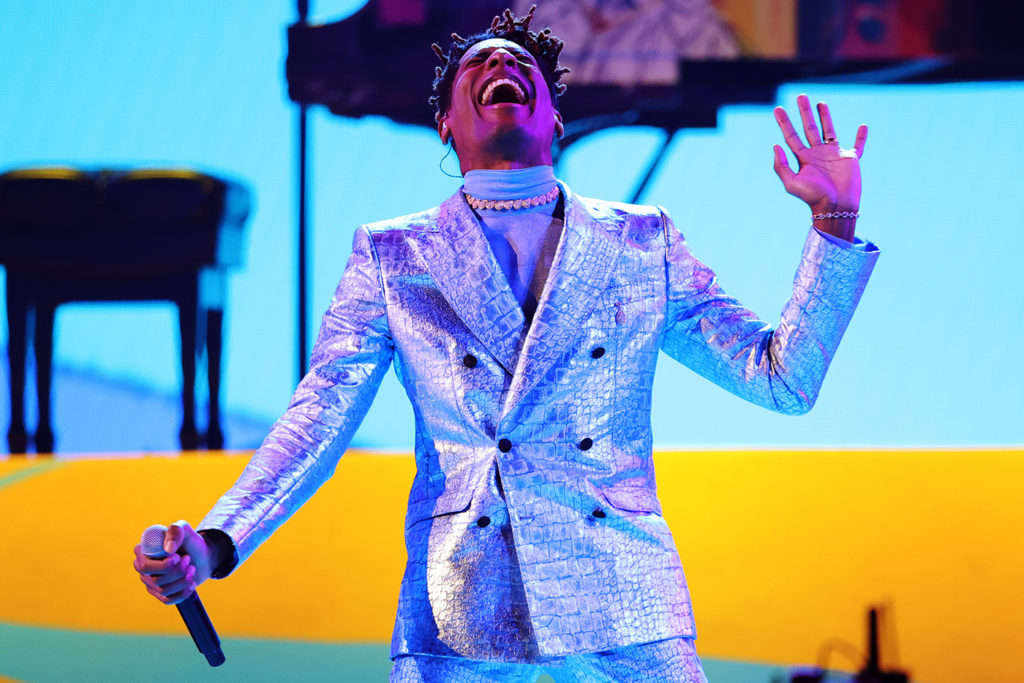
[0,622,787,682]
[4,448,1021,682]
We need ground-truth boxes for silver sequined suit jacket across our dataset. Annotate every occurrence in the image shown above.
[200,182,878,661]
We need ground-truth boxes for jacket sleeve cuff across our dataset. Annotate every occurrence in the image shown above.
[197,528,240,579]
[812,226,878,253]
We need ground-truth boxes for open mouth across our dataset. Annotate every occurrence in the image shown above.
[478,77,528,106]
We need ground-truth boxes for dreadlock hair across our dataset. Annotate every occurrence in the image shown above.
[429,5,570,123]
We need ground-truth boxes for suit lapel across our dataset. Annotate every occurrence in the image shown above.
[503,183,625,416]
[418,190,526,375]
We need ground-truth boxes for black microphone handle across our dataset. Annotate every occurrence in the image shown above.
[177,591,225,667]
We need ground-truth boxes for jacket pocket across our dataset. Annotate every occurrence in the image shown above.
[405,484,474,530]
[599,485,663,516]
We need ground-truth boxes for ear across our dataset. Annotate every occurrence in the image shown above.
[438,115,451,145]
[554,111,564,140]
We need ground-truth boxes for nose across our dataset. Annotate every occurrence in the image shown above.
[486,48,516,69]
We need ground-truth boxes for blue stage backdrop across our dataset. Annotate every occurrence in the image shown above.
[1,1,1021,452]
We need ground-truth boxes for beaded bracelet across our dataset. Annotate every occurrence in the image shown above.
[812,210,860,220]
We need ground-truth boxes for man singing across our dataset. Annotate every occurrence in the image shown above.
[134,7,877,681]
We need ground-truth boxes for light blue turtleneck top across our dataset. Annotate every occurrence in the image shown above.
[463,166,563,321]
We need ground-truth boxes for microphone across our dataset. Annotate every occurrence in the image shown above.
[141,524,226,667]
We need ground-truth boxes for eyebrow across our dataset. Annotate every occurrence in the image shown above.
[462,45,533,62]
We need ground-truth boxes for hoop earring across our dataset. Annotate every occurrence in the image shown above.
[438,144,461,179]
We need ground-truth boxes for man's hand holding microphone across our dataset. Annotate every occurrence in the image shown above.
[133,521,232,666]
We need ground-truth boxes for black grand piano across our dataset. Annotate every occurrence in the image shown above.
[0,168,251,453]
[284,0,1023,375]
[287,0,1024,143]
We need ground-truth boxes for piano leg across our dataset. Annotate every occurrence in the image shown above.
[5,283,29,454]
[34,302,56,454]
[206,308,224,450]
[177,295,200,451]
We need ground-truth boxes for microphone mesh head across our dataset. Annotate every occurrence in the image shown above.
[141,524,169,559]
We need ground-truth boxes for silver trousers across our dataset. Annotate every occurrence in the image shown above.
[390,636,708,682]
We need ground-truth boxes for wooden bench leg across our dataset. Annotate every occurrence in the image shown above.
[34,302,56,454]
[6,286,28,454]
[205,309,224,450]
[178,297,199,451]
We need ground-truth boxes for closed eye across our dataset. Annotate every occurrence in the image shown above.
[462,48,537,69]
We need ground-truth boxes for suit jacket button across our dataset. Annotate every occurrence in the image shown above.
[498,438,512,452]
[463,354,478,368]
[591,347,605,359]
[578,438,593,451]
[592,508,607,519]
[476,516,491,528]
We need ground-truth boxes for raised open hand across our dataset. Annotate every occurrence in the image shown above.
[773,94,867,215]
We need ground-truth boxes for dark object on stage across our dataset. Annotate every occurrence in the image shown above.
[854,607,909,683]
[0,167,251,454]
[141,525,225,667]
[791,604,910,683]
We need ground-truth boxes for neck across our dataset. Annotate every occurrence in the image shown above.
[463,159,547,172]
[460,152,552,173]
[457,136,552,174]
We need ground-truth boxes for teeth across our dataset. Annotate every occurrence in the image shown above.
[480,78,526,105]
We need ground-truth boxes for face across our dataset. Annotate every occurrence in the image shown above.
[438,38,564,172]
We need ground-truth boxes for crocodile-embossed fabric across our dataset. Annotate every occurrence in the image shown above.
[199,182,878,662]
[391,635,707,682]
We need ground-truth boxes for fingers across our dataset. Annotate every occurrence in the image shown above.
[176,521,209,561]
[136,552,196,604]
[817,101,837,143]
[157,586,196,605]
[797,94,822,145]
[164,520,196,557]
[778,95,852,149]
[773,106,806,155]
[161,529,178,556]
[152,555,192,588]
[853,124,868,158]
[135,522,205,606]
[772,145,796,188]
[141,572,196,604]
[150,560,195,591]
[134,544,186,577]
[134,543,168,574]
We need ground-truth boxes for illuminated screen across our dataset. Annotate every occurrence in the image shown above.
[0,1,1021,452]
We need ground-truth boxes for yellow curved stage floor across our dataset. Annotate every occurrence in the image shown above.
[1,448,1021,683]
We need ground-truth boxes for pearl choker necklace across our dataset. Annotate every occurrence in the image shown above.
[463,186,560,211]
